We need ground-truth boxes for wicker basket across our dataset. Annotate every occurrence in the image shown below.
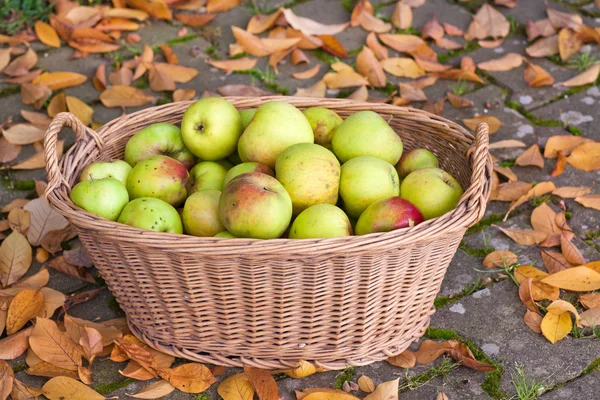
[44,97,491,369]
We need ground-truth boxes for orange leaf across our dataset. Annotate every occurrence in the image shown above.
[523,310,543,333]
[547,7,582,30]
[387,350,416,368]
[380,57,424,78]
[173,88,196,102]
[128,0,172,20]
[292,64,320,80]
[463,115,502,133]
[247,9,283,34]
[540,249,575,274]
[357,11,392,33]
[556,64,600,87]
[35,21,60,48]
[413,340,453,364]
[574,194,600,211]
[477,52,523,71]
[524,60,554,87]
[174,13,216,27]
[66,96,94,126]
[560,233,585,265]
[505,181,556,219]
[490,181,532,202]
[291,49,309,65]
[391,2,412,30]
[99,85,156,107]
[447,92,474,109]
[0,326,33,360]
[543,135,592,158]
[317,35,347,57]
[516,144,545,169]
[482,250,518,268]
[422,15,443,41]
[443,23,464,36]
[550,151,567,177]
[243,366,277,400]
[96,17,140,31]
[558,28,582,61]
[566,142,600,171]
[493,225,547,245]
[579,293,600,309]
[323,69,369,89]
[48,93,67,118]
[206,0,240,13]
[208,57,257,72]
[356,46,386,87]
[32,71,87,90]
[519,278,539,313]
[295,80,326,98]
[29,317,82,370]
[466,3,509,40]
[366,32,388,60]
[526,35,559,57]
[282,8,348,35]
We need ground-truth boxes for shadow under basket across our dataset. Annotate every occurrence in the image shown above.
[44,96,492,370]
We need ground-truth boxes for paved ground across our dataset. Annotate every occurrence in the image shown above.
[1,0,600,399]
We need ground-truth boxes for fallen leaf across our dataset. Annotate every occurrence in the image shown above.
[0,48,10,72]
[29,317,82,370]
[524,60,554,87]
[78,326,103,362]
[323,69,369,89]
[174,12,216,27]
[0,138,21,163]
[566,142,600,172]
[216,84,271,97]
[149,66,175,91]
[0,231,32,287]
[160,363,215,393]
[351,0,373,27]
[66,96,93,126]
[558,28,582,61]
[35,21,60,48]
[22,199,69,247]
[26,359,79,379]
[477,52,523,71]
[482,250,518,268]
[421,98,445,115]
[556,64,600,87]
[38,287,66,319]
[391,2,412,30]
[422,15,443,41]
[434,68,483,83]
[490,181,533,202]
[580,293,600,309]
[1,124,45,145]
[292,65,321,80]
[519,278,539,313]
[172,88,196,102]
[380,58,424,78]
[531,202,560,235]
[547,7,582,30]
[10,377,43,399]
[550,151,567,177]
[544,135,592,158]
[2,199,30,213]
[243,366,277,400]
[463,115,502,134]
[580,307,600,327]
[64,314,123,348]
[347,85,369,101]
[295,80,326,97]
[466,4,510,40]
[446,341,495,372]
[364,379,398,400]
[232,26,300,57]
[541,311,571,344]
[489,139,527,149]
[217,373,254,400]
[208,58,257,72]
[356,46,386,87]
[247,9,283,34]
[3,47,37,76]
[399,82,427,102]
[547,299,581,326]
[282,8,348,36]
[0,326,33,360]
[575,194,600,211]
[317,35,347,57]
[357,376,375,393]
[542,266,600,291]
[357,11,392,33]
[523,310,543,333]
[560,233,585,265]
[129,380,175,399]
[47,93,67,117]
[437,393,449,400]
[42,376,104,400]
[447,91,474,109]
[436,37,463,50]
[413,340,453,364]
[0,360,13,399]
[11,268,49,289]
[443,23,464,36]
[541,249,575,274]
[505,181,556,219]
[493,225,547,245]
[100,85,156,107]
[298,389,358,400]
[526,35,559,57]
[387,350,416,368]
[48,256,95,283]
[206,0,239,12]
[365,32,388,60]
[129,0,172,19]
[32,71,87,90]
[6,289,44,335]
[378,33,424,53]
[283,360,317,378]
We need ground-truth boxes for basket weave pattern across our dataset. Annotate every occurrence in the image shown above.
[44,97,491,369]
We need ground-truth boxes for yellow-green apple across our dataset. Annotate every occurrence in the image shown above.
[355,196,424,235]
[214,231,237,238]
[396,148,439,179]
[332,111,403,165]
[218,172,292,239]
[339,156,400,218]
[117,197,183,233]
[79,160,132,185]
[239,108,256,129]
[289,204,352,239]
[223,162,274,187]
[238,101,314,168]
[302,107,343,149]
[182,189,225,237]
[400,168,463,220]
[126,155,189,207]
[124,123,195,169]
[275,143,340,215]
[187,161,229,194]
[70,177,129,221]
[181,97,243,160]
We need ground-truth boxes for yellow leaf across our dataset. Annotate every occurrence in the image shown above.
[566,142,600,171]
[283,360,317,378]
[541,266,600,291]
[42,376,104,400]
[99,85,156,108]
[322,69,369,89]
[129,380,175,399]
[32,72,87,90]
[462,115,502,134]
[292,65,320,80]
[357,375,375,393]
[540,311,571,344]
[6,289,44,335]
[66,96,93,126]
[295,80,326,98]
[380,57,424,78]
[218,373,254,400]
[302,391,361,400]
[546,299,581,327]
[172,88,195,102]
[29,317,83,371]
[160,363,215,394]
[575,194,600,211]
[530,203,560,234]
[47,93,67,118]
[558,28,582,61]
[247,9,283,34]
[364,378,399,400]
[154,62,198,83]
[35,21,60,48]
[0,231,32,287]
[128,0,172,20]
[493,225,547,245]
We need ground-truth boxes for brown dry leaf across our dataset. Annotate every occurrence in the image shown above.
[108,67,133,86]
[542,266,600,291]
[0,231,32,288]
[466,4,510,40]
[70,27,114,43]
[580,307,600,328]
[357,376,375,393]
[357,11,392,33]
[100,85,156,107]
[217,373,254,400]
[436,37,463,50]
[206,0,239,12]
[0,326,33,360]
[523,60,554,87]
[159,363,215,394]
[129,0,172,19]
[558,28,582,61]
[64,314,122,348]
[560,233,585,265]
[295,80,326,97]
[366,32,388,60]
[38,287,66,319]
[149,66,176,91]
[8,209,29,235]
[479,38,504,48]
[281,360,317,379]
[323,69,369,89]
[79,326,103,361]
[462,115,502,134]
[524,310,543,333]
[174,13,216,27]
[378,33,424,53]
[26,360,79,379]
[2,199,30,213]
[243,366,277,400]
[575,194,600,211]
[48,93,67,117]
[0,48,10,72]
[232,26,300,57]
[32,71,87,90]
[173,88,196,102]
[48,256,95,283]
[282,8,348,36]
[216,84,270,97]
[3,47,37,76]
[10,268,49,290]
[490,139,527,149]
[547,7,582,30]
[515,144,544,168]
[1,124,45,146]
[350,0,373,27]
[129,380,175,399]
[35,21,60,48]
[298,390,359,400]
[446,341,495,372]
[291,65,320,80]
[159,44,178,65]
[387,350,416,368]
[413,340,453,364]
[391,2,412,30]
[477,52,523,71]
[493,225,547,245]
[519,278,539,313]
[544,135,592,158]
[398,82,427,102]
[289,49,307,65]
[541,311,571,344]
[348,86,369,101]
[541,249,575,274]
[363,379,398,400]
[443,23,464,36]
[20,111,51,129]
[29,317,82,370]
[42,376,104,400]
[40,224,77,254]
[505,181,556,219]
[21,83,50,109]
[247,9,283,34]
[126,33,142,43]
[422,15,444,41]
[6,289,43,335]
[22,198,68,247]
[531,202,560,235]
[482,250,518,268]
[526,35,559,58]
[556,64,600,87]
[421,98,445,116]
[0,138,21,163]
[0,360,13,398]
[154,63,198,83]
[433,67,483,83]
[65,96,93,126]
[356,46,386,87]
[380,58,424,78]
[447,92,473,109]
[10,377,43,400]
[580,293,600,309]
[208,58,257,72]
[566,142,600,172]
[491,182,533,202]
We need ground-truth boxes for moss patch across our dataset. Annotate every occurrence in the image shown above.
[459,240,494,257]
[434,279,488,309]
[12,364,27,374]
[334,366,356,389]
[466,214,504,236]
[399,357,458,392]
[95,378,136,395]
[438,41,480,64]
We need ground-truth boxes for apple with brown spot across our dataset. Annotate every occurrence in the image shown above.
[126,155,189,207]
[355,196,424,235]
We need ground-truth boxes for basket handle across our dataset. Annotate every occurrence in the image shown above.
[44,112,104,198]
[458,122,492,224]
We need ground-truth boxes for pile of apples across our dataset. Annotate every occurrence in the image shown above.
[70,98,464,240]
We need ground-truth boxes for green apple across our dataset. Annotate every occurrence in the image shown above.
[187,161,229,194]
[289,204,352,239]
[238,101,314,168]
[222,162,274,187]
[182,189,225,237]
[124,123,195,169]
[400,167,463,220]
[339,156,400,218]
[181,97,243,160]
[239,109,256,129]
[355,196,424,235]
[126,155,189,207]
[332,110,403,165]
[275,143,340,215]
[118,197,183,233]
[302,107,343,149]
[70,177,129,221]
[214,231,237,238]
[219,172,292,239]
[396,148,439,179]
[79,160,132,185]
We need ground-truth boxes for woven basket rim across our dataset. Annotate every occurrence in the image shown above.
[44,96,492,255]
